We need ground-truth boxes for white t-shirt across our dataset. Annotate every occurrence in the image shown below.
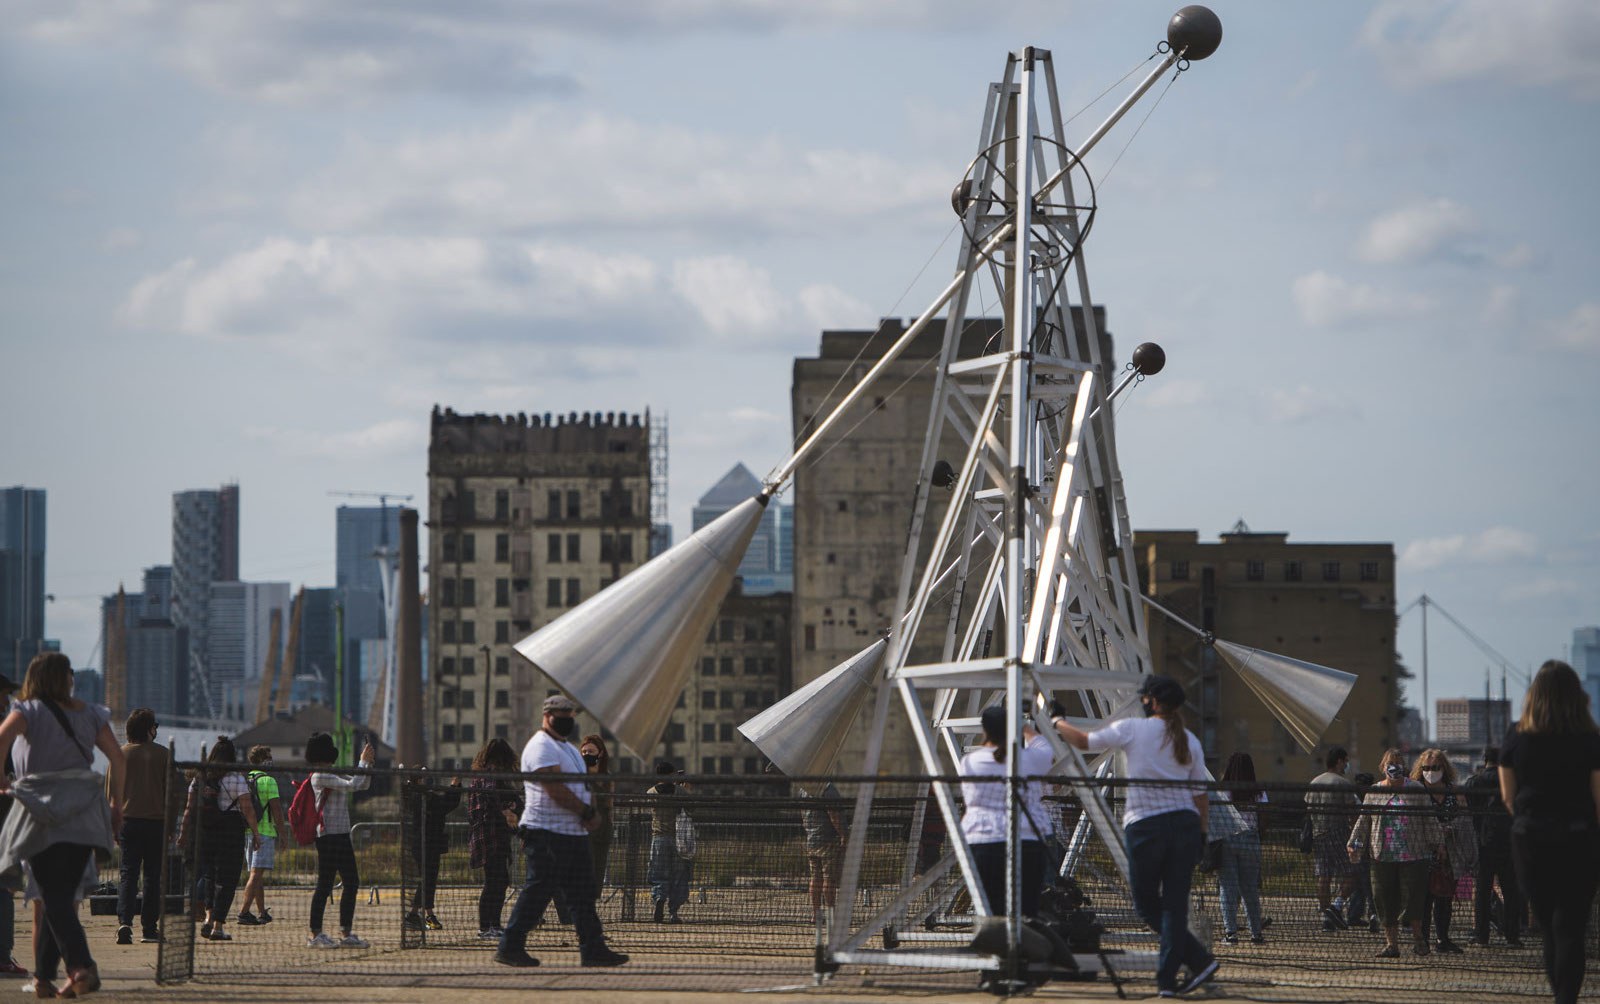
[1085,717,1208,826]
[1216,790,1268,831]
[188,772,249,812]
[520,730,590,836]
[959,735,1054,844]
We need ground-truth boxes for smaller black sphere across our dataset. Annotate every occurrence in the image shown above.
[1167,5,1222,61]
[1132,342,1166,376]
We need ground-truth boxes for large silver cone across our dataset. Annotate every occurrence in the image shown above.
[514,495,766,759]
[739,637,887,791]
[1213,639,1357,752]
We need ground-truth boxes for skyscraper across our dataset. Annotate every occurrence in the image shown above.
[692,463,791,594]
[0,487,47,680]
[206,580,290,718]
[335,505,401,722]
[171,484,239,716]
[1573,626,1600,724]
[106,565,190,721]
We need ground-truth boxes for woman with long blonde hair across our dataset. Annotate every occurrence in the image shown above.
[1348,748,1441,958]
[1410,748,1468,954]
[1499,660,1600,1004]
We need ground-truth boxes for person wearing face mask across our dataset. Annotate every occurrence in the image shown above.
[578,735,612,903]
[495,695,627,969]
[401,765,462,932]
[646,759,691,923]
[1304,746,1358,931]
[1412,748,1472,954]
[467,738,521,940]
[1052,676,1218,999]
[1347,748,1443,958]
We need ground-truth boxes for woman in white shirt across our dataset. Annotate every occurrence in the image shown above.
[959,705,1053,919]
[1051,676,1219,999]
[178,736,260,944]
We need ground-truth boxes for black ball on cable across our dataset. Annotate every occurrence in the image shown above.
[1167,5,1223,61]
[1132,342,1166,376]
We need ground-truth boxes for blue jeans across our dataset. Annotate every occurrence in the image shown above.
[118,818,165,934]
[1217,830,1263,937]
[648,836,689,910]
[501,829,606,959]
[1125,810,1212,992]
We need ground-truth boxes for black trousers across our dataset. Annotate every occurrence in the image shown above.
[196,812,246,920]
[479,853,511,930]
[971,840,1045,919]
[32,843,94,981]
[1420,886,1453,944]
[409,847,444,913]
[118,818,164,934]
[1512,826,1600,1004]
[310,834,359,934]
[1474,845,1522,941]
[501,829,605,959]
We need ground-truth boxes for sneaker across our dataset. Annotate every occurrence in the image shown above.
[237,911,260,926]
[1438,940,1464,954]
[1412,941,1430,956]
[424,914,443,931]
[116,926,133,946]
[307,933,339,949]
[1322,917,1337,932]
[1250,934,1267,946]
[1322,905,1349,931]
[1467,935,1489,947]
[404,913,427,931]
[140,932,161,945]
[1180,958,1220,995]
[1158,992,1178,1000]
[1505,936,1524,948]
[1375,944,1399,958]
[205,929,233,942]
[258,908,273,925]
[668,912,682,925]
[1368,917,1381,934]
[1220,931,1238,945]
[581,947,629,967]
[494,951,540,968]
[200,921,214,940]
[0,960,25,976]
[477,929,501,941]
[338,934,370,949]
[653,900,664,923]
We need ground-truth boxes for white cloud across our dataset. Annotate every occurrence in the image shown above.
[1356,198,1476,264]
[671,256,785,338]
[1501,576,1583,603]
[1291,270,1432,327]
[1363,0,1600,100]
[1263,385,1358,425]
[1550,302,1600,352]
[245,418,424,460]
[1399,526,1539,571]
[797,284,876,332]
[1484,283,1521,325]
[1142,379,1212,410]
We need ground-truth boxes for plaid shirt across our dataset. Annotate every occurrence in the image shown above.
[467,776,521,869]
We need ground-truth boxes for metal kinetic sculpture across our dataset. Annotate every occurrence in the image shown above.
[514,3,1356,988]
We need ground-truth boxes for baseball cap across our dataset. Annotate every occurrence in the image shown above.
[1138,675,1186,707]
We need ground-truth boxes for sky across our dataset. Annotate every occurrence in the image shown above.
[2,1,1597,726]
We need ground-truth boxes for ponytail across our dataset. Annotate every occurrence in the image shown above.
[1160,707,1191,766]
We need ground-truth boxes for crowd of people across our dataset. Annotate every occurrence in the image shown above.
[0,650,1592,1002]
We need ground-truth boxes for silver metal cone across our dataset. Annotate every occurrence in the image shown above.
[1212,639,1357,752]
[738,637,887,790]
[514,495,766,759]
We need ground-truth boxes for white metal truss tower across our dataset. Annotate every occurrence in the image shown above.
[824,44,1194,983]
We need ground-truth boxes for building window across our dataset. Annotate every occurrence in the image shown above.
[1170,561,1189,581]
[719,723,734,742]
[496,578,510,607]
[1359,561,1380,582]
[495,690,509,709]
[495,490,509,521]
[460,578,476,606]
[565,578,580,607]
[1322,561,1341,582]
[442,532,458,563]
[719,657,734,676]
[495,656,509,676]
[495,724,509,740]
[1284,560,1302,582]
[600,533,614,563]
[702,724,715,742]
[701,690,715,709]
[1246,560,1264,582]
[565,490,581,519]
[459,690,475,709]
[618,533,633,562]
[719,619,734,642]
[442,689,456,708]
[442,621,455,644]
[547,534,561,563]
[441,724,455,743]
[459,651,476,675]
[461,533,475,561]
[719,756,732,773]
[495,533,509,563]
[458,492,476,522]
[460,620,476,643]
[440,579,456,607]
[460,724,475,744]
[495,620,509,644]
[743,657,758,675]
[701,657,714,676]
[701,758,715,774]
[761,618,776,641]
[547,490,561,521]
[804,625,816,651]
[744,690,759,708]
[546,578,560,606]
[441,656,456,676]
[668,722,685,742]
[676,692,685,709]
[743,757,759,774]
[719,692,734,709]
[566,533,580,562]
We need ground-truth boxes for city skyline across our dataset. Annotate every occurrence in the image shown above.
[3,2,1597,717]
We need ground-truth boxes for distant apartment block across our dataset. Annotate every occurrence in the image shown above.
[171,484,239,715]
[1573,627,1600,724]
[104,565,190,722]
[1434,697,1511,749]
[1136,527,1399,781]
[206,580,290,718]
[0,486,47,680]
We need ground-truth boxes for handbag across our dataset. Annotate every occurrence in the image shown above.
[1197,838,1225,874]
[1428,857,1454,898]
[1298,814,1315,854]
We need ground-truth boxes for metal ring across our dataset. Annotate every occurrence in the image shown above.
[1177,58,1191,72]
[1156,41,1172,55]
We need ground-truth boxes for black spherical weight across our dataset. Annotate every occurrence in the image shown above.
[1167,5,1222,61]
[1132,342,1166,376]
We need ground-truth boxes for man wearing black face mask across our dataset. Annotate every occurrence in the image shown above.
[496,695,628,969]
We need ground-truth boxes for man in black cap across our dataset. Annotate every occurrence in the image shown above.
[496,694,627,968]
[645,759,691,923]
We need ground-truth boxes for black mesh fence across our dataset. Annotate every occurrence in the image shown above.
[145,764,1598,1000]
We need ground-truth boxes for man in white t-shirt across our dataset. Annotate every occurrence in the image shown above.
[495,694,628,969]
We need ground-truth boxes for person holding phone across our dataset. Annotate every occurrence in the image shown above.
[305,732,374,949]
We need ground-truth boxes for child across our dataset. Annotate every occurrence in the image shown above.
[305,732,374,949]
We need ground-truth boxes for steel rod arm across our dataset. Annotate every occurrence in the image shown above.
[1036,51,1179,203]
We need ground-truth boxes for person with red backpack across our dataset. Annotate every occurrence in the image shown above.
[303,732,374,949]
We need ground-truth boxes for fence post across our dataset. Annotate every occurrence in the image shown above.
[621,803,641,922]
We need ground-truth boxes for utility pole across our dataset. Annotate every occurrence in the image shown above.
[1420,594,1430,745]
[480,644,492,746]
